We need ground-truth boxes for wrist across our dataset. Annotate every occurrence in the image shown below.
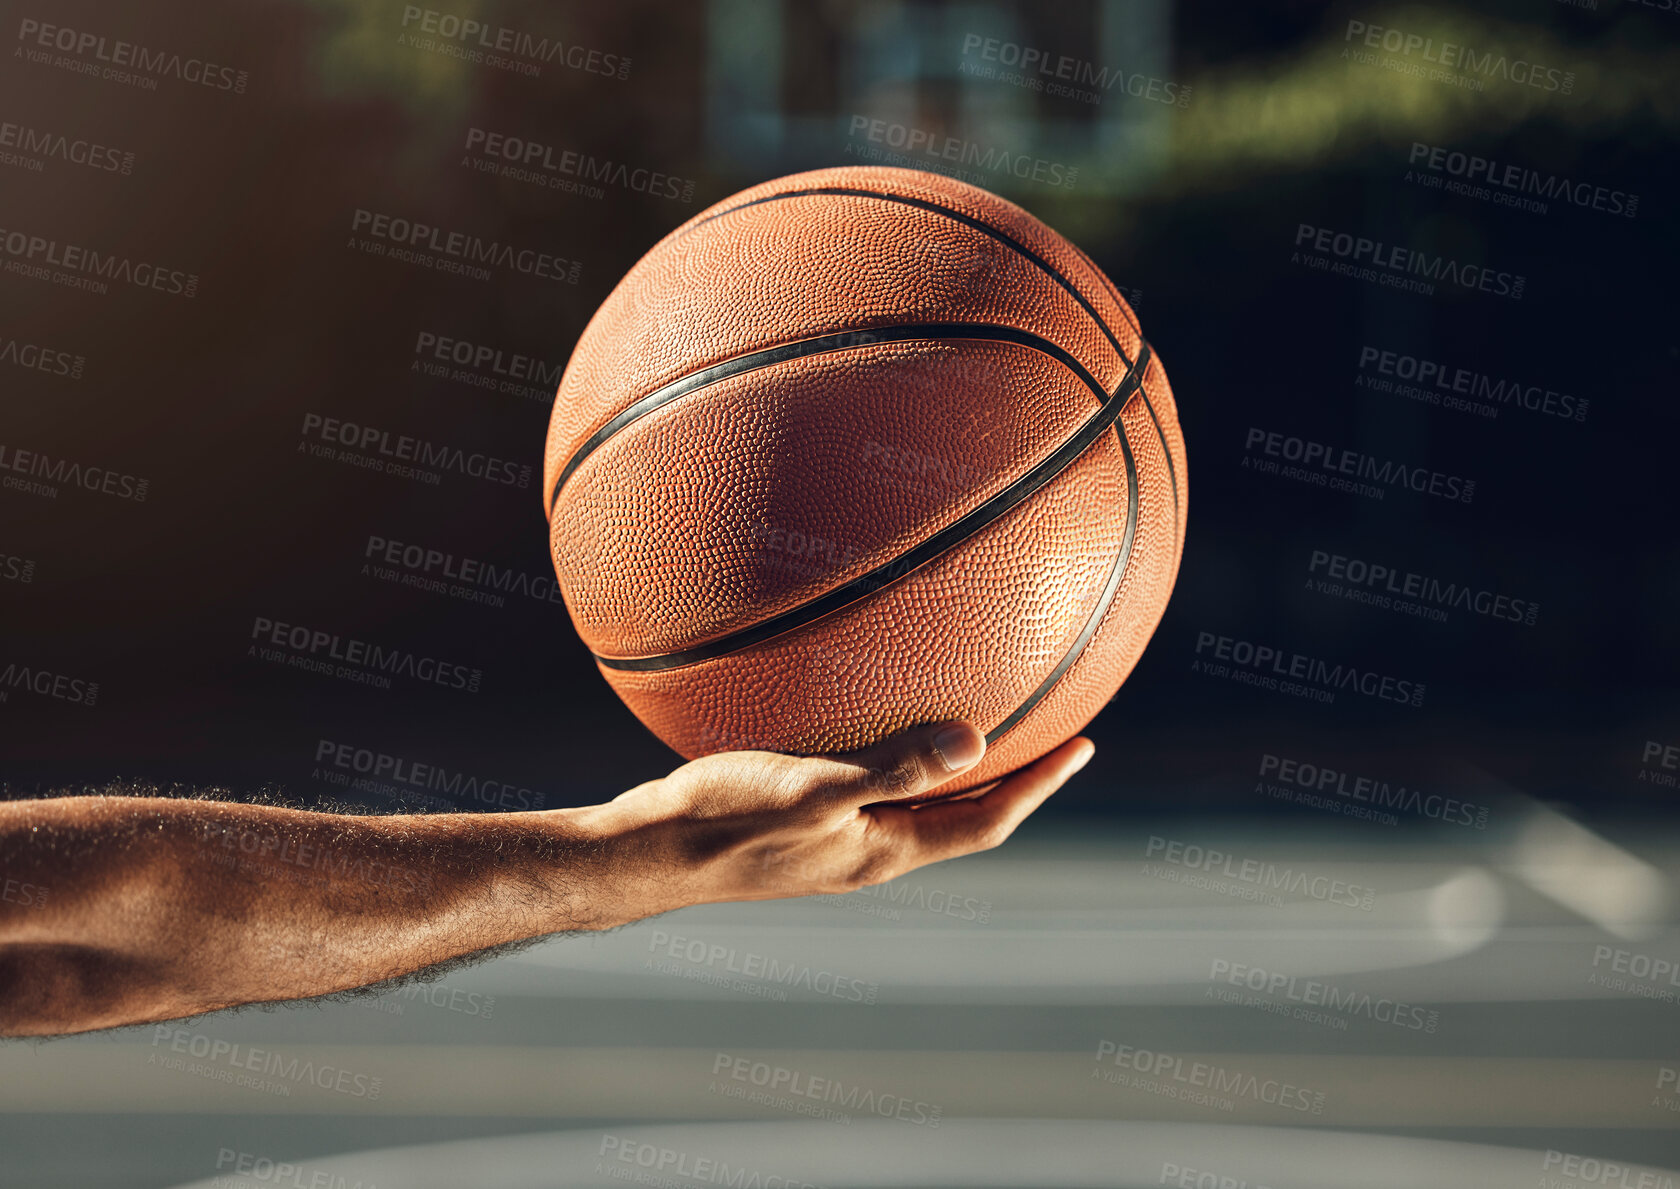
[540,797,685,931]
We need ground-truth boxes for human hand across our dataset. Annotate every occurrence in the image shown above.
[589,722,1093,923]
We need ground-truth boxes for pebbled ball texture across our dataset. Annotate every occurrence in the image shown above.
[544,166,1187,796]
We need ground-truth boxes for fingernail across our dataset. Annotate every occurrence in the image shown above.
[1068,741,1095,775]
[932,723,985,771]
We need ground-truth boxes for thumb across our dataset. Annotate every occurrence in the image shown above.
[825,720,987,805]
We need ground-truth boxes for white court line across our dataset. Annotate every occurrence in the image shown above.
[159,1118,1680,1189]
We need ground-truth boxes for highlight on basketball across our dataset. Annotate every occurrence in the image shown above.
[0,4,1671,1187]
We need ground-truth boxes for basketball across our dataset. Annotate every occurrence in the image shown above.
[543,165,1187,796]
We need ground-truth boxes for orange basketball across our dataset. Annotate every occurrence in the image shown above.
[543,166,1187,795]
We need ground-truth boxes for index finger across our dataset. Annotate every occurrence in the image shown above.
[803,720,988,808]
[870,737,1094,861]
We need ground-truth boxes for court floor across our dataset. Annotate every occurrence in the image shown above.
[3,795,1676,1188]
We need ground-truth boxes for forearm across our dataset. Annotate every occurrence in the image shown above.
[0,794,642,1036]
[0,722,1081,1038]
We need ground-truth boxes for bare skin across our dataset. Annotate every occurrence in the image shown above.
[0,721,1093,1038]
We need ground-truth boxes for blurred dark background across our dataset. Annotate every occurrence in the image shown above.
[6,7,1680,1188]
[2,0,1676,822]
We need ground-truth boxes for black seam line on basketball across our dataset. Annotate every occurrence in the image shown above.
[549,321,1103,515]
[687,184,1179,527]
[984,420,1140,746]
[692,186,1137,367]
[592,341,1152,674]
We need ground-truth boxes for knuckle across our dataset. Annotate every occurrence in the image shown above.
[759,846,832,891]
[845,846,902,890]
[836,829,911,890]
[868,755,926,798]
[772,756,830,803]
[966,816,1014,852]
[804,753,859,786]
